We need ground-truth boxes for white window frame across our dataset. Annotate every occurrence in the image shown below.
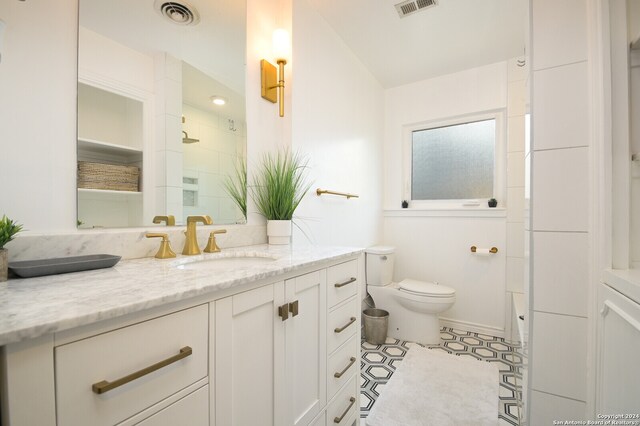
[402,109,506,209]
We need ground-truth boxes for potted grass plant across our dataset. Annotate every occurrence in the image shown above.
[223,159,248,223]
[250,149,311,245]
[0,215,23,282]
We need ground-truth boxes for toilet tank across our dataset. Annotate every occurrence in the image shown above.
[365,246,395,286]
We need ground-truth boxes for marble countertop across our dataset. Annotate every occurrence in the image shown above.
[0,244,363,346]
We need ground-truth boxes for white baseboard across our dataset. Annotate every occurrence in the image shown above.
[439,317,505,339]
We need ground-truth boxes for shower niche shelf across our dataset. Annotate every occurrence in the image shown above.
[78,138,143,163]
[77,188,142,196]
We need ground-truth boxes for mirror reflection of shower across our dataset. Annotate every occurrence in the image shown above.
[181,61,247,224]
[181,117,200,144]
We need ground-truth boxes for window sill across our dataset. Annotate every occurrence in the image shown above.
[383,207,507,218]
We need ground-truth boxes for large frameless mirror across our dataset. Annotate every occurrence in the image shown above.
[77,0,247,228]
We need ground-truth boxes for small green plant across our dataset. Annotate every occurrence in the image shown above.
[250,149,312,221]
[222,159,248,221]
[0,215,23,249]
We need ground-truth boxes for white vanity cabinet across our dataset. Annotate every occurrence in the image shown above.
[214,260,360,426]
[215,270,327,426]
[325,260,360,426]
[55,304,209,426]
[0,253,362,426]
[596,282,640,413]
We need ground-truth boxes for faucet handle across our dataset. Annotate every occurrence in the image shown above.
[152,215,176,226]
[146,233,177,259]
[204,229,227,253]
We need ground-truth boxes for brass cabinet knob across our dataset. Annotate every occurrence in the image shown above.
[146,233,177,259]
[204,229,227,253]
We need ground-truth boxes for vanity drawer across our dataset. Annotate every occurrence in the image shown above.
[55,304,208,426]
[134,385,209,426]
[326,376,358,426]
[327,260,358,308]
[328,297,359,354]
[328,334,359,400]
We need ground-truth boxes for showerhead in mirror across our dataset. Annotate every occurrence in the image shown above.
[182,130,199,144]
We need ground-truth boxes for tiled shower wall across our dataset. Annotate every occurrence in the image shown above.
[505,57,528,343]
[528,0,591,421]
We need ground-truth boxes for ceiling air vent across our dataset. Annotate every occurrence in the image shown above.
[395,0,438,18]
[154,0,200,26]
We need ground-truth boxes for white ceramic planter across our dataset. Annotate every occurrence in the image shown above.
[267,220,292,245]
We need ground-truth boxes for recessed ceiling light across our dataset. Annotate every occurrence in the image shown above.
[210,96,227,106]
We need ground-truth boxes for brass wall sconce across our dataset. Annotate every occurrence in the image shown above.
[261,29,290,117]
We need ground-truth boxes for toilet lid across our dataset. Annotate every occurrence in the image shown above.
[398,279,455,297]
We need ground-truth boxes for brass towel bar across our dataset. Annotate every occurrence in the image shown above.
[470,246,499,254]
[316,189,359,199]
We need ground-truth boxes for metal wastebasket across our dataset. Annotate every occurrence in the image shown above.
[363,308,389,345]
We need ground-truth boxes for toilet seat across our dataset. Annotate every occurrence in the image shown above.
[398,279,455,298]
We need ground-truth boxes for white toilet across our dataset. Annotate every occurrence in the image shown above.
[365,246,456,345]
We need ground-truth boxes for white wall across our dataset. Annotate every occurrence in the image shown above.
[384,61,508,207]
[0,0,77,232]
[384,213,506,334]
[245,0,292,226]
[290,0,384,250]
[381,62,510,336]
[528,0,591,420]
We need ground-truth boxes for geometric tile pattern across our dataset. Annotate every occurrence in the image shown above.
[360,327,522,426]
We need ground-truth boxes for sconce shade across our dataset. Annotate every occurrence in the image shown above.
[272,28,290,62]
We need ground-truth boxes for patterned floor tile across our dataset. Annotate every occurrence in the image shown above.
[360,327,521,425]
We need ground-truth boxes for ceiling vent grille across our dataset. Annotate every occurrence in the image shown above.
[154,1,200,26]
[395,0,438,18]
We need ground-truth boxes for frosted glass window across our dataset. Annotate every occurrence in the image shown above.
[411,119,495,200]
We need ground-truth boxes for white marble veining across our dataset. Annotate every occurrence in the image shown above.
[6,224,267,262]
[0,244,363,346]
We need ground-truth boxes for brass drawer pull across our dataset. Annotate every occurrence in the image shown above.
[278,304,290,321]
[334,317,356,333]
[289,300,299,317]
[334,277,356,288]
[334,357,356,378]
[92,346,192,394]
[333,396,356,423]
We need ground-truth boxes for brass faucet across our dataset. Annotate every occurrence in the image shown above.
[183,215,213,255]
[146,233,176,259]
[153,215,176,226]
[204,229,227,253]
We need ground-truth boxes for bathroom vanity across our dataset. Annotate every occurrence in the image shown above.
[0,246,362,426]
